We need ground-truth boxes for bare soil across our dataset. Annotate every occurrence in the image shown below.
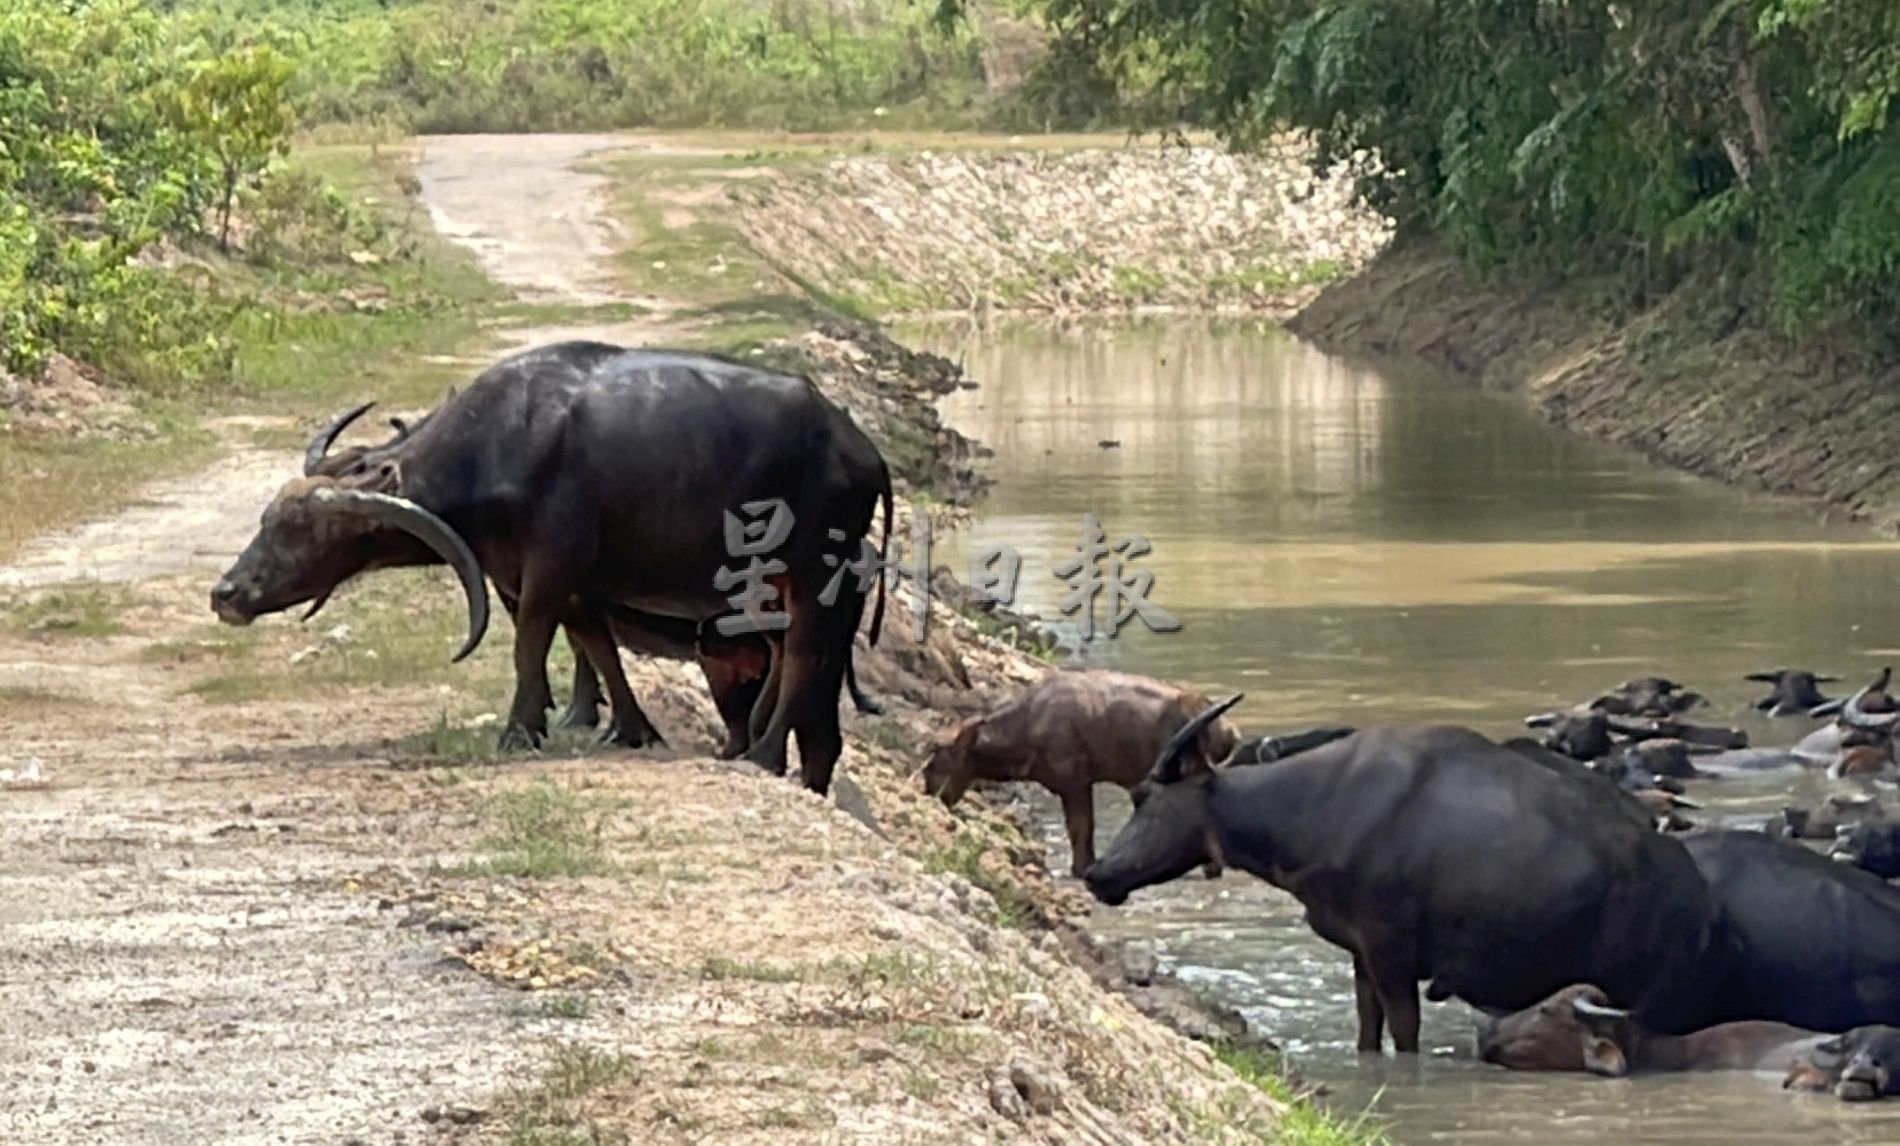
[0,134,1290,1144]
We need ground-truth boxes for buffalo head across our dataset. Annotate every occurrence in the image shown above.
[1084,693,1241,907]
[922,719,980,806]
[210,463,488,663]
[1476,984,1633,1077]
[1831,822,1900,880]
[1785,1026,1900,1101]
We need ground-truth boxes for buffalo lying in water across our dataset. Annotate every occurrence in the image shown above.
[213,343,892,792]
[1747,668,1842,718]
[1083,699,1746,1053]
[1479,983,1827,1076]
[1785,1026,1900,1100]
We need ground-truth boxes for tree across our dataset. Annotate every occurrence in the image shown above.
[169,45,297,251]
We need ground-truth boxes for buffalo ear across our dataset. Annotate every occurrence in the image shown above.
[357,459,403,495]
[1150,694,1244,785]
[1582,1037,1629,1078]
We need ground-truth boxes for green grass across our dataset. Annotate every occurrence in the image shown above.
[0,584,137,639]
[700,955,803,984]
[921,830,1040,929]
[439,780,620,880]
[538,993,594,1020]
[1213,1043,1388,1146]
[504,1043,639,1146]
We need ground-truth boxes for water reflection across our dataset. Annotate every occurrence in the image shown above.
[905,316,1900,1143]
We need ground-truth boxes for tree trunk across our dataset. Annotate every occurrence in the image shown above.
[219,163,236,252]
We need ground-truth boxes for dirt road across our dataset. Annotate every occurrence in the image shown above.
[0,134,1284,1144]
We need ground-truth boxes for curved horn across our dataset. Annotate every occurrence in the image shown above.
[389,416,411,440]
[1842,668,1900,730]
[1149,694,1245,785]
[308,488,489,662]
[303,402,376,475]
[1570,995,1629,1022]
[1743,670,1785,683]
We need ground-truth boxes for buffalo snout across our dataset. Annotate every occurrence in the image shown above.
[210,578,253,625]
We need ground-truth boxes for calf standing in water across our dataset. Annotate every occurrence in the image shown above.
[922,669,1243,877]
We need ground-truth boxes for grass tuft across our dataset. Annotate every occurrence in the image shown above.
[439,780,619,880]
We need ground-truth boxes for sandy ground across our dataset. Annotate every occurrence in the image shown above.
[0,135,1281,1144]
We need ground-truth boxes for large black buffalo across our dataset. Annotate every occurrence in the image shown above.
[1680,830,1900,1032]
[212,342,893,792]
[1083,698,1746,1054]
[296,397,883,760]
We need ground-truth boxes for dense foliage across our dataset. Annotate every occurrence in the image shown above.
[1000,0,1900,342]
[167,0,987,132]
[1,0,990,385]
[3,1,260,376]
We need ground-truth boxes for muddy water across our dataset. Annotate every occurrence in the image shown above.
[906,317,1900,1142]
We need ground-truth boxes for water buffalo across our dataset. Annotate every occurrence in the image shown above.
[1478,983,1826,1076]
[1501,737,1696,832]
[301,402,883,759]
[1084,698,1746,1053]
[1680,829,1900,1032]
[1747,668,1841,717]
[213,343,893,793]
[1767,793,1885,841]
[1831,822,1900,880]
[1227,726,1356,765]
[921,669,1242,877]
[1784,1026,1900,1100]
[1589,676,1704,718]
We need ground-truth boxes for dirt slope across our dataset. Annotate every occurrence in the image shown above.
[0,134,1291,1144]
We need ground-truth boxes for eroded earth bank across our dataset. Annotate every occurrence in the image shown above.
[1289,241,1900,531]
[0,135,1337,1145]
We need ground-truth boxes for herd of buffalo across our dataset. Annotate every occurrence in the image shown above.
[212,340,1900,1106]
[928,664,1900,1101]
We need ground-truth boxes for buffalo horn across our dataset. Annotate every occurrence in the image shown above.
[1570,994,1629,1022]
[1149,693,1245,786]
[1841,668,1900,730]
[308,488,489,662]
[303,402,376,475]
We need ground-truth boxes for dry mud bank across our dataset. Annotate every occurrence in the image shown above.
[1290,241,1900,530]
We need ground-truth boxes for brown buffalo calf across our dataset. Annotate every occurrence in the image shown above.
[922,669,1240,877]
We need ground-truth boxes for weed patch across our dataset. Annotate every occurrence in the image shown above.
[441,781,619,880]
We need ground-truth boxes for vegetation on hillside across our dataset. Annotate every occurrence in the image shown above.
[167,0,991,132]
[986,0,1900,347]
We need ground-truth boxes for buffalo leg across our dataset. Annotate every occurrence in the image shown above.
[565,614,664,749]
[701,652,766,759]
[1363,948,1421,1054]
[1058,783,1095,878]
[745,595,818,778]
[498,574,569,750]
[793,645,848,794]
[553,629,604,731]
[1352,955,1385,1053]
[747,637,783,751]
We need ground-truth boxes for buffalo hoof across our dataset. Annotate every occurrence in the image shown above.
[599,721,665,750]
[715,738,749,761]
[497,723,544,752]
[553,703,601,732]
